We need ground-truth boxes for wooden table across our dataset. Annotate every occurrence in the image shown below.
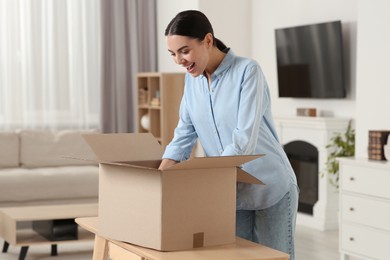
[76,217,289,260]
[0,203,98,260]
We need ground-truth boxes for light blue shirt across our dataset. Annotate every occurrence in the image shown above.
[162,49,297,210]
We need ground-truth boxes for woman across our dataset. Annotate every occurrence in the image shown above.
[158,10,298,259]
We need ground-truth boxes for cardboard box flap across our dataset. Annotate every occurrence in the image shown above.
[82,133,164,162]
[237,168,264,185]
[166,154,264,170]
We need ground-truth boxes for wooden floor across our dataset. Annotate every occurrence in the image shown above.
[0,225,363,260]
[295,225,362,260]
[295,224,339,260]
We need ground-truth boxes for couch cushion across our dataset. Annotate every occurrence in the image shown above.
[20,129,98,168]
[0,132,20,168]
[0,165,98,203]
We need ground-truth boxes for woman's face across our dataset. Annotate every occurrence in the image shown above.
[166,34,211,77]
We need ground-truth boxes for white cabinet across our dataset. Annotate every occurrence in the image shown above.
[339,158,390,260]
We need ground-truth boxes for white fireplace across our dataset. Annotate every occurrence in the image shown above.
[274,116,351,231]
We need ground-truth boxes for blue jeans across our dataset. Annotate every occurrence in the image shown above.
[236,184,299,260]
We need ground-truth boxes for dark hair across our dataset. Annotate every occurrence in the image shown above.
[165,10,227,51]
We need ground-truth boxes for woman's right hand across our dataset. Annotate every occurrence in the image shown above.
[158,158,179,170]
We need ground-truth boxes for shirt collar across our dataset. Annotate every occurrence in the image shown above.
[201,48,234,79]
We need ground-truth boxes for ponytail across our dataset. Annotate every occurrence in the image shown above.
[215,38,228,52]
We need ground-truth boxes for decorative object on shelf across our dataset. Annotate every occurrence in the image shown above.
[368,130,390,161]
[150,90,160,107]
[384,145,390,161]
[296,107,317,117]
[140,114,151,131]
[384,135,390,161]
[323,120,355,189]
[138,87,148,105]
[150,98,160,107]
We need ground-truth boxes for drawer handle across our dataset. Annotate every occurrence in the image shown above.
[349,207,354,212]
[349,177,355,181]
[349,237,354,242]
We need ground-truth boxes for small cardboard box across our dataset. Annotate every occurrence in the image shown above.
[82,133,263,251]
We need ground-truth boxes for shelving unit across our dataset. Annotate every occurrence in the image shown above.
[137,72,185,147]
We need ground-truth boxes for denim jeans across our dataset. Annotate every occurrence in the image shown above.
[236,184,299,260]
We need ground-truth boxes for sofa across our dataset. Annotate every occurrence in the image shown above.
[0,129,99,208]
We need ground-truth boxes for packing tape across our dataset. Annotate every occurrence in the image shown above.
[193,232,204,248]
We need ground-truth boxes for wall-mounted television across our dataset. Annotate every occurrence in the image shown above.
[275,21,346,98]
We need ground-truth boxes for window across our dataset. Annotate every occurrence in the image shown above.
[0,0,101,130]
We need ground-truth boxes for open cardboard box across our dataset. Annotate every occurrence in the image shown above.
[82,133,264,251]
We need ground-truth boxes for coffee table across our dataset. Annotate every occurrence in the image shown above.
[0,203,98,260]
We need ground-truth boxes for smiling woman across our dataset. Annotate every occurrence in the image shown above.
[159,10,299,260]
[0,0,101,130]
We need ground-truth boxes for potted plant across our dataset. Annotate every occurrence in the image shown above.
[324,120,355,189]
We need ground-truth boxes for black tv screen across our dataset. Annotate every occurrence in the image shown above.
[275,21,346,98]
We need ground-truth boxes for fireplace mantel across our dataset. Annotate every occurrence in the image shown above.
[274,116,351,230]
[274,116,351,129]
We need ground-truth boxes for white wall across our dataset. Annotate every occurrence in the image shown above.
[157,0,199,73]
[198,0,251,58]
[355,0,390,157]
[252,0,357,119]
[157,0,251,72]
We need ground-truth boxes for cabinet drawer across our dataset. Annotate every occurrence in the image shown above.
[340,164,390,199]
[341,194,390,231]
[341,223,390,260]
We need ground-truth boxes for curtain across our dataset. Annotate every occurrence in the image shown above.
[100,0,157,133]
[0,0,101,130]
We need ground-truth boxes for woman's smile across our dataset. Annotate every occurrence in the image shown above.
[185,62,196,73]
